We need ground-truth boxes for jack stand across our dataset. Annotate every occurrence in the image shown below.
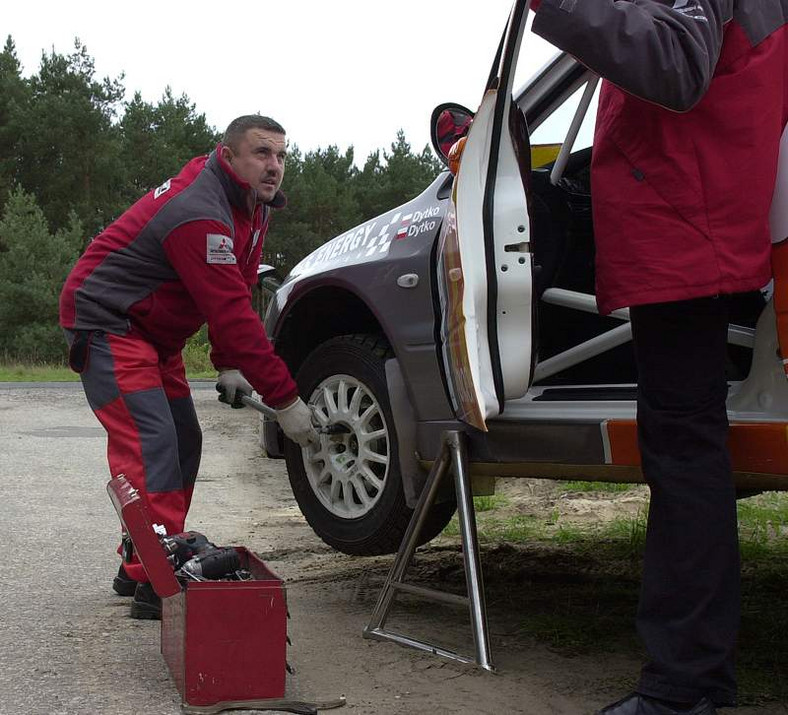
[363,430,494,671]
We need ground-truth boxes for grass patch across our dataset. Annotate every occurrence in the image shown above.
[442,492,649,557]
[596,511,648,560]
[0,363,79,381]
[443,488,788,560]
[1,353,217,382]
[473,494,509,512]
[737,492,788,551]
[181,341,215,378]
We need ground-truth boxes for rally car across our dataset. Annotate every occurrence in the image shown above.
[260,1,788,556]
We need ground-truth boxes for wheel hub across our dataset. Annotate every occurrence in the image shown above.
[327,436,357,474]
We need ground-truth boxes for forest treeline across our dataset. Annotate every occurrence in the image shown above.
[0,37,443,362]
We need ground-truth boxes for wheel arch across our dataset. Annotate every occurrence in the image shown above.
[266,286,424,507]
[273,284,388,376]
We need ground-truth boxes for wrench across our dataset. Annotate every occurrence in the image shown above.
[238,395,349,436]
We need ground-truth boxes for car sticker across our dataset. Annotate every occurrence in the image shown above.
[290,202,444,278]
[395,206,441,240]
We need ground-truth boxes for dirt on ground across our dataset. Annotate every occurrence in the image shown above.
[188,393,784,715]
[1,385,785,715]
[189,400,639,715]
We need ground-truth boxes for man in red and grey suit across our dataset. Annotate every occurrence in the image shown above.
[531,1,788,713]
[60,115,318,619]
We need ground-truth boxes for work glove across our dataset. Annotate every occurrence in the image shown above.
[216,369,253,408]
[276,398,320,447]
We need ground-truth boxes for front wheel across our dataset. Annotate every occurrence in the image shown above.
[284,334,455,556]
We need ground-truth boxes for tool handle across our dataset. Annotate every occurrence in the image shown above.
[239,394,278,420]
[239,395,350,437]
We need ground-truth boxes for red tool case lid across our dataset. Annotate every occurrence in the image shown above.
[106,476,181,599]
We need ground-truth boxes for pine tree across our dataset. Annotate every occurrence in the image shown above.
[263,144,362,274]
[14,39,125,236]
[0,188,83,361]
[119,88,219,200]
[0,36,29,223]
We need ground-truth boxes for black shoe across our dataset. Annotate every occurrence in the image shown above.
[130,582,161,620]
[597,693,717,715]
[112,564,138,597]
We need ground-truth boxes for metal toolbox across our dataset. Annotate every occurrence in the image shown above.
[107,476,287,708]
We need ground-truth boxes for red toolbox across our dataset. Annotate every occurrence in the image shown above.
[107,475,287,708]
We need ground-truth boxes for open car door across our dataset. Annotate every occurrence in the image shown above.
[437,0,533,431]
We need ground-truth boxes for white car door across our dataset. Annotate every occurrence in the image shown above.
[436,0,534,431]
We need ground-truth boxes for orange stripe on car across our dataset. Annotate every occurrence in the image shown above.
[604,420,788,475]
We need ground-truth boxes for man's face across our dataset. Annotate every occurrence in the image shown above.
[223,128,286,203]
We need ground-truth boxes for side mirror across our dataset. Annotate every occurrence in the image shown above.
[257,263,283,292]
[430,103,474,166]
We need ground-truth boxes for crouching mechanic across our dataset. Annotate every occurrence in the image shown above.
[59,115,318,619]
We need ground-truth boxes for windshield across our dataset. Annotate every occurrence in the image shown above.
[529,80,599,153]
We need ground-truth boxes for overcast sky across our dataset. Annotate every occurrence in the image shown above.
[4,1,560,164]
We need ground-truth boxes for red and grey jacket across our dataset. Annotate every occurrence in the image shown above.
[533,0,788,314]
[59,145,298,407]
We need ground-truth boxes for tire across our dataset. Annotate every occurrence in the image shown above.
[284,334,456,556]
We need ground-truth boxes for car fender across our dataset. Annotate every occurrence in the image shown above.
[385,356,426,507]
[265,180,459,424]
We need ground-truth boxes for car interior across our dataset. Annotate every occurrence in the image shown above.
[520,65,765,394]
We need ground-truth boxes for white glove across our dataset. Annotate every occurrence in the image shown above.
[216,369,253,408]
[276,398,319,447]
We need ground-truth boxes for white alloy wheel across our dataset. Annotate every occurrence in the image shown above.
[284,334,455,555]
[303,373,390,519]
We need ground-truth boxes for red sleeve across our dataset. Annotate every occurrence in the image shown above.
[163,219,298,407]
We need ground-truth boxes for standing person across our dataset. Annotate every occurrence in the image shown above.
[59,115,318,620]
[529,2,788,713]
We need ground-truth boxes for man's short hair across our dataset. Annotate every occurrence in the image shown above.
[223,115,286,150]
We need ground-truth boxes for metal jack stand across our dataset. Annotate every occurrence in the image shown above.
[363,430,494,671]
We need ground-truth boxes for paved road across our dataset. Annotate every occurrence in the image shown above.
[3,384,181,713]
[0,382,270,715]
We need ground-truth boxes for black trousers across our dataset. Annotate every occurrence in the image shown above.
[630,297,740,707]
